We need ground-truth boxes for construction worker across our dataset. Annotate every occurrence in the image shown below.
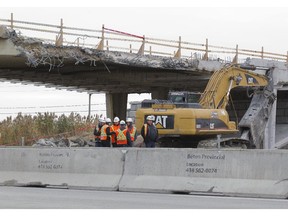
[106,118,112,126]
[111,117,120,147]
[141,115,158,148]
[105,118,113,147]
[115,120,131,147]
[126,118,137,147]
[94,118,105,147]
[100,118,115,147]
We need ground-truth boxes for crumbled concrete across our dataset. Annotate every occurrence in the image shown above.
[0,25,12,39]
[1,25,223,73]
[32,136,95,148]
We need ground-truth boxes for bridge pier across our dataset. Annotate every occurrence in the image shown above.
[105,92,128,121]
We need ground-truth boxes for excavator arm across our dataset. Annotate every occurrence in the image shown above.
[199,64,269,109]
[198,64,276,149]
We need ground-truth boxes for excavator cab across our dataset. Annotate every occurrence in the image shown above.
[168,91,202,103]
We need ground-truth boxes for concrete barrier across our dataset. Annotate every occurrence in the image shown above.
[119,149,288,199]
[0,148,124,190]
[1,147,288,198]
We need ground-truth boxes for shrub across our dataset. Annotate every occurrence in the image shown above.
[0,112,96,146]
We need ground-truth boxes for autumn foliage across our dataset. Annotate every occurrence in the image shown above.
[0,112,97,146]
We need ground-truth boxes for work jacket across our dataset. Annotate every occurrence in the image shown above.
[141,123,158,143]
[100,124,113,141]
[111,124,120,143]
[115,128,131,146]
[127,125,137,142]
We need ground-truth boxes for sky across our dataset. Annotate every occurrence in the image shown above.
[0,0,288,121]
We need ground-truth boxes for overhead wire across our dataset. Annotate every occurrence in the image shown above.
[0,109,106,115]
[0,103,105,109]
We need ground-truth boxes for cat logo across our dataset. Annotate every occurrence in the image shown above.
[248,77,254,84]
[245,74,258,85]
[210,123,215,130]
[144,115,174,129]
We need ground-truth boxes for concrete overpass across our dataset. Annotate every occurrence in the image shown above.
[0,23,223,120]
[1,15,288,149]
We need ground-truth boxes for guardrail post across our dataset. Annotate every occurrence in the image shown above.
[56,18,63,47]
[130,44,132,53]
[10,13,14,29]
[96,24,105,50]
[261,46,264,59]
[88,93,92,120]
[202,38,209,60]
[174,36,182,58]
[232,44,238,64]
[77,38,80,47]
[138,35,145,55]
[150,46,152,55]
[106,40,109,51]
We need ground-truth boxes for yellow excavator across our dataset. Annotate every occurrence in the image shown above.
[135,64,275,148]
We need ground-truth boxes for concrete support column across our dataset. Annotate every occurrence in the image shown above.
[151,88,169,100]
[105,92,128,121]
[264,89,277,149]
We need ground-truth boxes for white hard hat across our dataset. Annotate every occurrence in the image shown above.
[120,120,126,125]
[106,118,112,123]
[146,115,154,121]
[99,118,106,123]
[126,118,133,122]
[114,117,120,122]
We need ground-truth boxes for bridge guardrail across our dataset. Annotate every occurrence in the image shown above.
[1,13,287,63]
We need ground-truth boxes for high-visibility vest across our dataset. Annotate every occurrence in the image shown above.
[116,129,128,145]
[128,126,136,142]
[100,125,109,141]
[111,124,120,143]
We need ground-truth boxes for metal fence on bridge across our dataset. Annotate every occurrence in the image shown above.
[1,13,287,63]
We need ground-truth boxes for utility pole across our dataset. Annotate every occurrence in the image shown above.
[88,93,92,120]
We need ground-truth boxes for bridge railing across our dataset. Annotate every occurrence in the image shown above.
[1,13,287,63]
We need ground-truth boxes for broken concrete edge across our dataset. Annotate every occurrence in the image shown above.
[0,25,12,39]
[0,25,225,73]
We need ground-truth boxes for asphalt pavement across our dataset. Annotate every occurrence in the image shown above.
[0,186,287,209]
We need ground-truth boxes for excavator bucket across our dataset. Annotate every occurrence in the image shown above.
[239,88,276,148]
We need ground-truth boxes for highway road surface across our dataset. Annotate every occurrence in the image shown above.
[0,186,287,209]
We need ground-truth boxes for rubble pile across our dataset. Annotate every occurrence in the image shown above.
[32,136,95,148]
[32,135,145,148]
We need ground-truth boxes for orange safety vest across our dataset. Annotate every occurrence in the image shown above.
[111,124,120,143]
[100,125,109,141]
[115,129,128,145]
[128,126,136,142]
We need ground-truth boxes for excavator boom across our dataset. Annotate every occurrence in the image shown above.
[199,64,269,109]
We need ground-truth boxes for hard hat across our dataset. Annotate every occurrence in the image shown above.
[120,120,126,125]
[114,117,120,122]
[146,115,154,121]
[106,118,112,123]
[126,118,133,122]
[99,118,106,123]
